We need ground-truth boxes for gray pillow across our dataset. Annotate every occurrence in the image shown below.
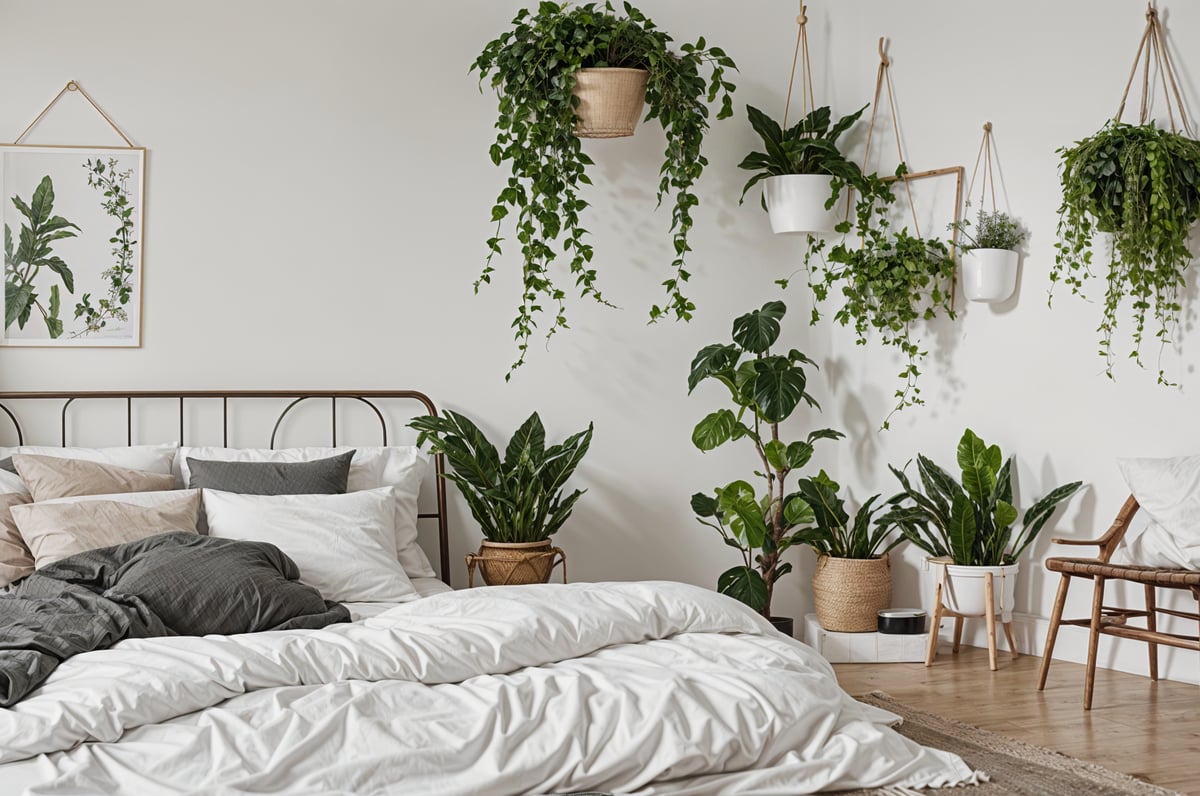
[186,451,354,495]
[0,458,16,475]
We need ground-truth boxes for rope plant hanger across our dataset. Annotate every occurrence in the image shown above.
[1052,2,1200,385]
[954,123,1026,303]
[817,38,963,429]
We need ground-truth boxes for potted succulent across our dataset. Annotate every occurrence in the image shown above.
[737,104,871,235]
[886,428,1082,619]
[688,301,844,635]
[409,410,593,586]
[1053,120,1200,383]
[950,208,1027,303]
[795,471,907,632]
[471,1,738,375]
[822,223,956,428]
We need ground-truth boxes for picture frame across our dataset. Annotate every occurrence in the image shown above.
[1,143,146,347]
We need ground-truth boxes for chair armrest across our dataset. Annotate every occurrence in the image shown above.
[1050,537,1107,546]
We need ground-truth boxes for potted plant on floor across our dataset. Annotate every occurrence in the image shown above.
[737,104,875,235]
[795,470,907,632]
[409,410,593,586]
[950,208,1027,303]
[688,301,844,635]
[885,428,1082,619]
[471,1,738,375]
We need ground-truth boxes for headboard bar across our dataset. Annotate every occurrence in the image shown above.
[0,389,451,585]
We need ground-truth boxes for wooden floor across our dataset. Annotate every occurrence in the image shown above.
[834,647,1199,795]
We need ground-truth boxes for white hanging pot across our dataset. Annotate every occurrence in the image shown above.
[961,248,1019,302]
[939,562,1019,621]
[763,174,841,235]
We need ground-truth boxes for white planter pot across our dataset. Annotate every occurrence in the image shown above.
[961,248,1019,302]
[763,174,841,235]
[938,562,1019,622]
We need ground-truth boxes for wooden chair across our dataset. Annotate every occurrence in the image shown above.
[1038,495,1200,709]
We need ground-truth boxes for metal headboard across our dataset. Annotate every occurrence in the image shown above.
[0,390,451,585]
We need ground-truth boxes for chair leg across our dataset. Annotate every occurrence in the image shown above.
[1085,575,1107,711]
[926,580,944,667]
[952,616,964,653]
[1144,584,1159,681]
[985,572,998,671]
[1038,573,1072,691]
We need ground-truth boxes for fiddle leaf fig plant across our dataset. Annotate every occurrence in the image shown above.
[689,301,844,617]
[4,175,79,338]
[471,1,737,376]
[1052,120,1200,384]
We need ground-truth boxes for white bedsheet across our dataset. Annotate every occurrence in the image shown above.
[0,581,978,794]
[343,576,452,620]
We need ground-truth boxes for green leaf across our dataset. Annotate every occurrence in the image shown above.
[688,343,739,392]
[751,357,806,423]
[731,301,785,353]
[503,411,547,473]
[4,281,33,329]
[783,495,814,526]
[957,428,1000,503]
[691,492,718,518]
[43,256,75,294]
[786,441,814,469]
[717,565,768,613]
[692,409,736,451]
[948,493,977,565]
[993,499,1018,530]
[29,176,55,226]
[763,439,787,471]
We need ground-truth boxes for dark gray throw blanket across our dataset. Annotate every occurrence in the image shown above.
[0,531,350,706]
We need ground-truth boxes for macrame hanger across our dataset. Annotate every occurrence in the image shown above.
[1115,4,1193,137]
[966,122,1000,213]
[859,37,921,239]
[783,3,817,127]
[12,80,135,147]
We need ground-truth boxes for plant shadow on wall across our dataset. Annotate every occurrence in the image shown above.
[471,1,737,377]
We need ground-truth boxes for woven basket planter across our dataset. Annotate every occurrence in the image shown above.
[812,554,892,632]
[572,67,648,138]
[466,540,566,587]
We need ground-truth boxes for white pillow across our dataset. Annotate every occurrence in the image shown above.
[0,469,27,497]
[1115,456,1200,569]
[9,444,177,476]
[202,486,419,604]
[35,488,201,509]
[179,446,435,578]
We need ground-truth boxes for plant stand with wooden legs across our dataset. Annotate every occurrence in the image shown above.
[926,569,1019,672]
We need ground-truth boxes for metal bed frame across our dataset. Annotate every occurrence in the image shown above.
[0,390,451,585]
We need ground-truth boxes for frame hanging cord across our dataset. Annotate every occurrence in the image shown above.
[1114,4,1193,137]
[783,2,816,128]
[859,37,922,238]
[13,80,136,147]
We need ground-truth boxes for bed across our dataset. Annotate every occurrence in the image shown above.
[0,390,980,795]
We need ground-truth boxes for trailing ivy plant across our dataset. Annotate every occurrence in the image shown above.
[688,301,844,617]
[1052,120,1200,384]
[3,176,78,339]
[471,1,737,376]
[74,158,136,336]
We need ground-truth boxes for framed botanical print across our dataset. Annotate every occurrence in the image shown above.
[1,144,145,346]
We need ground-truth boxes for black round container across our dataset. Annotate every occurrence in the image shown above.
[877,609,927,635]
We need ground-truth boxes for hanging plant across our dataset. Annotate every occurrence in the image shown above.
[471,1,737,376]
[1050,6,1200,384]
[1052,121,1200,382]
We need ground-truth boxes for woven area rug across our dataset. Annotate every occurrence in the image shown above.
[837,692,1181,795]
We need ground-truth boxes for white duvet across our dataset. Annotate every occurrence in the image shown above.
[0,581,977,795]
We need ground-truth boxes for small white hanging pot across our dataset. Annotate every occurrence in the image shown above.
[939,562,1019,621]
[763,174,842,235]
[961,248,1019,302]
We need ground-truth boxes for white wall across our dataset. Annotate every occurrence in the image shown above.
[0,0,1195,683]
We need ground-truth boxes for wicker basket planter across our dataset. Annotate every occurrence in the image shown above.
[812,554,892,632]
[572,67,648,138]
[466,540,566,587]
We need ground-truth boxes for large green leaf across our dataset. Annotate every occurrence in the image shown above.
[687,343,739,393]
[957,428,1001,503]
[4,282,32,330]
[692,409,736,451]
[763,439,787,471]
[751,357,806,423]
[717,565,768,613]
[948,493,978,565]
[46,284,62,339]
[691,492,718,518]
[29,176,55,227]
[993,499,1018,530]
[783,495,814,526]
[43,256,74,294]
[1008,481,1084,561]
[732,301,785,353]
[503,411,546,473]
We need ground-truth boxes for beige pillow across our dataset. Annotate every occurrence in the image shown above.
[0,492,34,586]
[12,454,175,503]
[11,490,201,569]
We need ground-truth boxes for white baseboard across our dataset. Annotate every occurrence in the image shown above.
[938,612,1198,685]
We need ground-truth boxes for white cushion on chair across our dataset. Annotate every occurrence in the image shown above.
[1115,456,1200,569]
